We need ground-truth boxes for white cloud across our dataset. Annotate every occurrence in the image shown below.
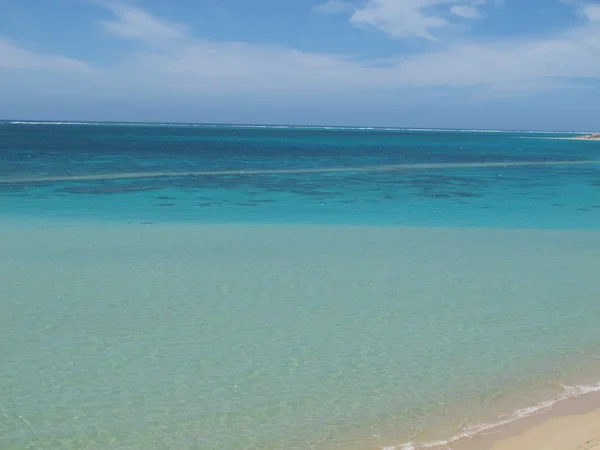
[350,0,448,40]
[391,23,600,86]
[99,1,188,44]
[0,38,91,71]
[102,14,600,95]
[580,3,600,21]
[450,5,481,18]
[2,2,600,100]
[349,0,497,39]
[314,0,353,14]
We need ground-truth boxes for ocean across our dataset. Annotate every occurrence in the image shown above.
[1,121,599,449]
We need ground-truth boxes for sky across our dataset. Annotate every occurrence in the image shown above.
[1,0,600,130]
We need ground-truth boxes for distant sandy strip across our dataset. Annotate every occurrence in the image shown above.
[571,134,600,141]
[1,160,599,184]
[521,133,600,140]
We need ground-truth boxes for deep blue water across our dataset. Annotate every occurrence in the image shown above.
[1,121,599,228]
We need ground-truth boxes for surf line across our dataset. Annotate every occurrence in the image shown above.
[1,160,598,184]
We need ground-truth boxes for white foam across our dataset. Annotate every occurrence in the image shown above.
[391,382,600,450]
[8,121,188,127]
[6,121,596,134]
[10,121,93,125]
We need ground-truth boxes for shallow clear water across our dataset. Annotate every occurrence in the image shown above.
[1,122,600,449]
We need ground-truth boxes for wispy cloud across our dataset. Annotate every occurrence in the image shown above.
[392,23,600,86]
[450,5,481,19]
[349,0,499,40]
[89,2,600,93]
[2,2,600,100]
[313,0,353,14]
[0,38,91,71]
[580,3,600,21]
[99,1,188,44]
[97,13,599,97]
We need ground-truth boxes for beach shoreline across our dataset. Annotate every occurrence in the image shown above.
[380,373,600,450]
[451,391,600,450]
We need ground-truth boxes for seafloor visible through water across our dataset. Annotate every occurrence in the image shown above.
[1,122,600,449]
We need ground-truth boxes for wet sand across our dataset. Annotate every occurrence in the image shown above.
[450,392,600,450]
[491,410,600,449]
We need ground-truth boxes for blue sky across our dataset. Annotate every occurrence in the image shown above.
[1,0,600,130]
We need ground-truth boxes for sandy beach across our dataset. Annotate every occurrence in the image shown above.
[489,410,600,450]
[446,392,600,450]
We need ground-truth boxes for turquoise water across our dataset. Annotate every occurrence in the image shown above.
[1,122,599,228]
[1,122,600,449]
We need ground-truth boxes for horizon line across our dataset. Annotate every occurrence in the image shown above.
[0,119,596,135]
